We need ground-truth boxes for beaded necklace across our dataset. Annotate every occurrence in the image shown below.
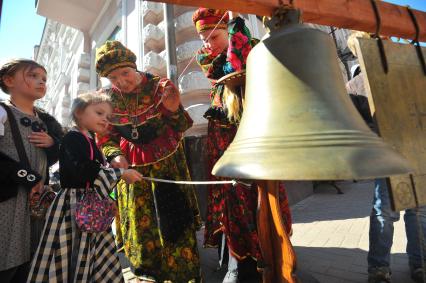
[116,73,156,140]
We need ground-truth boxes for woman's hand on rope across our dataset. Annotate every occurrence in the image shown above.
[122,169,143,184]
[111,155,129,169]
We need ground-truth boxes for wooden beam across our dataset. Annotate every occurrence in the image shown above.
[149,0,278,16]
[149,0,426,42]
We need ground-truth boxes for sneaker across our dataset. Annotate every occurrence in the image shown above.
[411,268,425,283]
[222,270,238,283]
[368,266,391,283]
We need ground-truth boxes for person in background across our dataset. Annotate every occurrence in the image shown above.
[346,31,426,283]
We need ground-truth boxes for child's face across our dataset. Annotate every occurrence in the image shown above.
[199,29,229,56]
[4,67,47,100]
[77,102,112,134]
[107,67,141,94]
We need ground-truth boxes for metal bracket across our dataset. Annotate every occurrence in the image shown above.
[406,6,426,76]
[370,0,389,74]
[263,3,301,31]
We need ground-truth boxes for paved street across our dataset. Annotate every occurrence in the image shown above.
[125,180,415,282]
[291,180,411,283]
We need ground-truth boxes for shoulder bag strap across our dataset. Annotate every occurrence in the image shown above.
[80,131,94,189]
[0,102,31,168]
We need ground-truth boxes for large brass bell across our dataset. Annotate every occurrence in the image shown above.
[212,13,412,180]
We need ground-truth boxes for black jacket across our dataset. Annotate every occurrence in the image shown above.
[59,131,103,189]
[0,104,63,202]
[0,151,43,201]
[36,107,64,170]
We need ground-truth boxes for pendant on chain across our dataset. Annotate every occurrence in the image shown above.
[131,125,139,140]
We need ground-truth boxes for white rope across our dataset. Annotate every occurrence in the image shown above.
[140,176,252,187]
[141,176,236,185]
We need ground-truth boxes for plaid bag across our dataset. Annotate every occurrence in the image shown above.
[74,131,116,233]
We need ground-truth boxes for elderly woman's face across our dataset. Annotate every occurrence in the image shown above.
[199,29,228,56]
[107,67,141,93]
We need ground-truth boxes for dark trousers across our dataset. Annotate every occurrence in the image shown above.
[218,233,261,281]
[0,262,30,283]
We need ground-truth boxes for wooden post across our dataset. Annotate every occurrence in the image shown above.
[149,0,426,42]
[257,180,297,283]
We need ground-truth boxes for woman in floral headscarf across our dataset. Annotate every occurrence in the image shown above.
[95,40,202,283]
[193,8,293,283]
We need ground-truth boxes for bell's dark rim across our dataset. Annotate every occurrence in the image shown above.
[216,70,246,88]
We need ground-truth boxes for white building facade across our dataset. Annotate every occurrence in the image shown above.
[35,0,353,131]
[35,0,263,135]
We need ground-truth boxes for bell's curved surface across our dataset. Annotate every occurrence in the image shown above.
[212,24,412,180]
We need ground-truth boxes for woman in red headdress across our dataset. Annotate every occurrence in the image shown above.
[193,8,293,283]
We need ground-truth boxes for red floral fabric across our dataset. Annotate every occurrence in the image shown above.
[204,120,292,260]
[98,73,193,166]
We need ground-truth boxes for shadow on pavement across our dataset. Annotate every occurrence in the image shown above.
[291,180,375,224]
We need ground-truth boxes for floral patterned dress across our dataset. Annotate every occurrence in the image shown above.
[99,73,202,282]
[196,17,292,261]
